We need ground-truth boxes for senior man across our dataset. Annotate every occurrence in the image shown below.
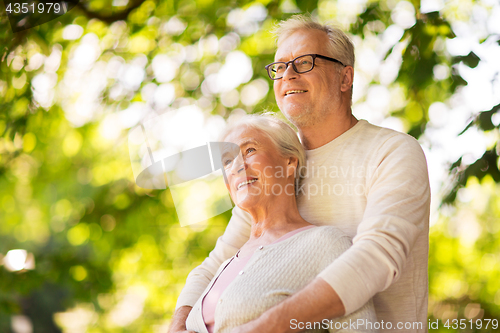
[170,15,430,333]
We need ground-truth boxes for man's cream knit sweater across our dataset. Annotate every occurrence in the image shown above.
[178,120,430,333]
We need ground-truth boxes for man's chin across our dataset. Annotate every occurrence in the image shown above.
[283,110,314,129]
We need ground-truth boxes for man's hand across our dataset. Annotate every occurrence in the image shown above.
[168,306,196,333]
[230,277,345,333]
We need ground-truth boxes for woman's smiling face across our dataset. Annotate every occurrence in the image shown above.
[222,125,296,211]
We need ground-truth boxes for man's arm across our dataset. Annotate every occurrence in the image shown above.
[168,306,195,333]
[319,135,430,314]
[231,278,344,333]
[231,134,430,333]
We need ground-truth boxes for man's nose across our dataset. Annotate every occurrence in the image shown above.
[282,63,298,80]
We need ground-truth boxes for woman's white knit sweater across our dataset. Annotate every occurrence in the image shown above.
[186,226,377,333]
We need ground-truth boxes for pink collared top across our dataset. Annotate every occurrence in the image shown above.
[202,225,316,333]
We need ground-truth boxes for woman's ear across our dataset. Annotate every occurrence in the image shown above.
[286,156,299,178]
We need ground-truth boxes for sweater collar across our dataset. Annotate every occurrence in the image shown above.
[305,119,367,159]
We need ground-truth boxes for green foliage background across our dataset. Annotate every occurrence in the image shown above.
[0,0,499,332]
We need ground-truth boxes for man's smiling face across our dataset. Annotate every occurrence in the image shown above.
[274,29,342,129]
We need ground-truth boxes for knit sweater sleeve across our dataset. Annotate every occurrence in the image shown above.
[175,206,252,309]
[317,230,378,333]
[318,133,430,316]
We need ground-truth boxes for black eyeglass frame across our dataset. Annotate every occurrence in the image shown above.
[265,54,346,80]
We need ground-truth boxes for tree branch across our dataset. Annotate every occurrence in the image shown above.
[74,0,148,24]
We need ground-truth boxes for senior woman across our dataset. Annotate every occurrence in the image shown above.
[183,114,377,333]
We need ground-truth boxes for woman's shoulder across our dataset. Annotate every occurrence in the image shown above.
[306,225,350,238]
[277,225,353,265]
[292,225,352,249]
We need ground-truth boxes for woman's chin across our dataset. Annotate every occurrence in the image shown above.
[234,191,261,211]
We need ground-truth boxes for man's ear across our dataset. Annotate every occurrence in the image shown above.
[340,66,354,93]
[286,156,299,178]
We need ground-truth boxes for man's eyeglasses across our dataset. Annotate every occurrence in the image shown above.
[265,54,345,80]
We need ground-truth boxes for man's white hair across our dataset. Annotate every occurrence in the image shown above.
[273,15,355,102]
[221,113,306,191]
[273,15,355,69]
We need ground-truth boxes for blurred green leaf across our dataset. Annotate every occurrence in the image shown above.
[453,51,481,68]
